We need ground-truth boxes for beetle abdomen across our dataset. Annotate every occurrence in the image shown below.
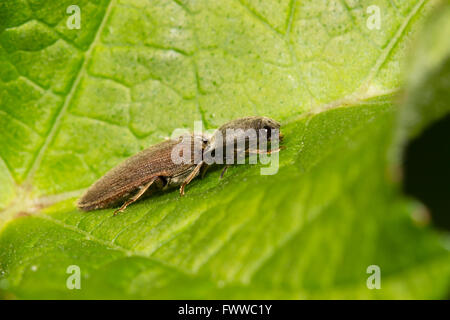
[77,136,202,211]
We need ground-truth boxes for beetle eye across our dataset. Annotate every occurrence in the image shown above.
[263,126,272,139]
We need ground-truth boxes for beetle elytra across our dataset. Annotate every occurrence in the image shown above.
[77,134,207,215]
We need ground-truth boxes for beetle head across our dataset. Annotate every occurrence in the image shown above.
[256,116,282,141]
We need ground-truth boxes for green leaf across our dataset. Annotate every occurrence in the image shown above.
[0,0,448,299]
[394,2,450,154]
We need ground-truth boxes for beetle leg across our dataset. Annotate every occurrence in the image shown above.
[200,163,210,179]
[113,177,159,216]
[180,161,203,196]
[246,146,285,155]
[219,165,230,179]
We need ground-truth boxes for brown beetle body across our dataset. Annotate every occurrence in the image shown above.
[77,135,206,214]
